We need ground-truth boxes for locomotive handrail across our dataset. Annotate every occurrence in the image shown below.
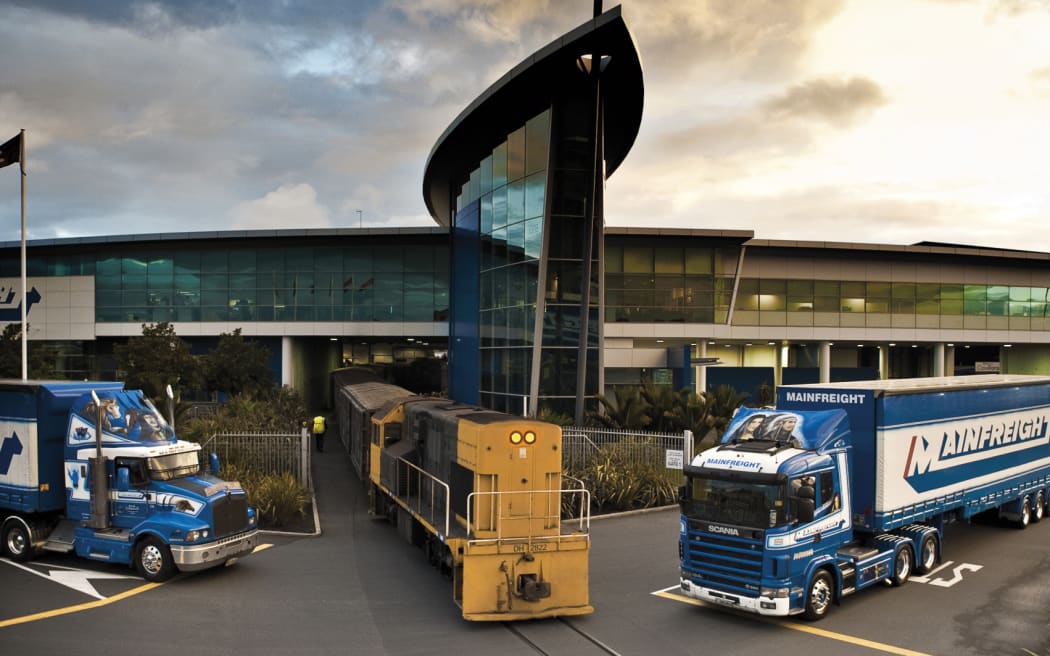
[380,451,451,538]
[465,488,591,546]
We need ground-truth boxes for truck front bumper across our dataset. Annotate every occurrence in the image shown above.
[171,529,259,572]
[679,578,791,616]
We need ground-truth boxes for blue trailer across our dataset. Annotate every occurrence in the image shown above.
[0,380,258,581]
[678,374,1050,619]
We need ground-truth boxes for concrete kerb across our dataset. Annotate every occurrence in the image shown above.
[259,489,323,537]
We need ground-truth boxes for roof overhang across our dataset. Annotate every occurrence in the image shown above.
[422,5,644,227]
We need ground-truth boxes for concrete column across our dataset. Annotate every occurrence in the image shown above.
[819,341,831,383]
[880,344,889,380]
[945,344,955,376]
[933,343,946,377]
[282,336,294,387]
[776,343,787,388]
[697,341,708,394]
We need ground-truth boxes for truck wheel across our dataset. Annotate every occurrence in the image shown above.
[1033,492,1045,523]
[916,534,938,575]
[135,536,176,582]
[803,570,833,621]
[890,546,913,586]
[2,520,33,562]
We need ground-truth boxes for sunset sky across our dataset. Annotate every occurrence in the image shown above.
[1,0,1048,251]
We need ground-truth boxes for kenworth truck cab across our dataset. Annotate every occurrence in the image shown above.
[678,375,1050,620]
[0,380,258,581]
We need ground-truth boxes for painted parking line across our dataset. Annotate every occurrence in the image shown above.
[651,585,932,656]
[0,543,273,629]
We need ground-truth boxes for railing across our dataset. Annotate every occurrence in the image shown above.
[563,426,690,476]
[379,451,450,537]
[199,429,311,490]
[466,488,591,547]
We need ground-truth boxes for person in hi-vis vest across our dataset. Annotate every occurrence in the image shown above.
[312,415,326,452]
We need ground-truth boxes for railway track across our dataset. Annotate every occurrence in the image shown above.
[504,617,621,655]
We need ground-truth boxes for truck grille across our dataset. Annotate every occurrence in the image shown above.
[682,519,764,597]
[212,493,249,537]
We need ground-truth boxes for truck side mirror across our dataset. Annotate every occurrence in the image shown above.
[678,484,688,502]
[210,453,221,476]
[116,467,131,492]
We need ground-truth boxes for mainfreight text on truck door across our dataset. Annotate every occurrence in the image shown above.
[0,380,258,581]
[678,374,1050,620]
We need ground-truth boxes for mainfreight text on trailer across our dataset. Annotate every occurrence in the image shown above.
[678,374,1050,619]
[0,380,258,581]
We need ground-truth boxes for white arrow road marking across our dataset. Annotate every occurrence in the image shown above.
[1,559,137,599]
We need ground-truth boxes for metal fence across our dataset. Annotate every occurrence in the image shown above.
[199,429,312,490]
[562,426,692,476]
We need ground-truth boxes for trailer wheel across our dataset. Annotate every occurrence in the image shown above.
[1033,491,1045,523]
[916,535,938,575]
[1017,496,1032,529]
[803,569,834,621]
[890,546,913,586]
[135,536,176,582]
[2,520,33,562]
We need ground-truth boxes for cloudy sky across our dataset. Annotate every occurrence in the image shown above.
[1,0,1048,252]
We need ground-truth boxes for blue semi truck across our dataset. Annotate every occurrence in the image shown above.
[0,380,258,581]
[678,374,1050,620]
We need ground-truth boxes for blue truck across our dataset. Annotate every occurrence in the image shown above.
[678,374,1050,619]
[0,380,258,581]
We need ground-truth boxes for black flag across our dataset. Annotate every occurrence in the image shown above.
[0,133,22,170]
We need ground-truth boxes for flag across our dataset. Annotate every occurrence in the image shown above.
[0,133,22,172]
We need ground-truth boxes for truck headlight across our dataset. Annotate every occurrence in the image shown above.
[248,508,257,527]
[185,529,210,542]
[760,587,789,599]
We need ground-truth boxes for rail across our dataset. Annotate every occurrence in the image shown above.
[379,451,450,538]
[466,488,591,547]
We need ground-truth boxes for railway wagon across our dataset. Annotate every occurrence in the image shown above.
[333,369,593,621]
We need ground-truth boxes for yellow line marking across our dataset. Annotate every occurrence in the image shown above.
[652,590,933,656]
[0,581,163,629]
[0,543,274,628]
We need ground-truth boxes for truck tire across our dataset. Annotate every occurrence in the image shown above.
[1017,496,1032,529]
[135,536,177,582]
[890,546,913,586]
[916,534,938,575]
[1033,491,1045,523]
[2,520,33,562]
[803,570,834,621]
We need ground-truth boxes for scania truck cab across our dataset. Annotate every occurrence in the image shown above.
[678,375,1050,620]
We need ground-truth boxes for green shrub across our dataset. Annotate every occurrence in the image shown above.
[564,442,678,515]
[221,464,308,529]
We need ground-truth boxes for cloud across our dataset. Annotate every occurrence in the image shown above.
[763,76,888,128]
[227,183,331,229]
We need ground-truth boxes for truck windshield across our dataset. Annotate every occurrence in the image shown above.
[681,476,787,529]
[146,451,200,481]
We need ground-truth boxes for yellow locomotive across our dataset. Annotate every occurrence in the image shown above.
[333,368,593,621]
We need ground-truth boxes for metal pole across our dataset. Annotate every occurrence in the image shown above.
[19,129,26,380]
[89,390,110,529]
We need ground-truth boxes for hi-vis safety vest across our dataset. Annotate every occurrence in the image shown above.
[312,416,326,434]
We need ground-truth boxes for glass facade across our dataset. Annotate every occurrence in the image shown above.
[604,242,740,323]
[454,110,550,414]
[4,240,449,324]
[734,278,1050,329]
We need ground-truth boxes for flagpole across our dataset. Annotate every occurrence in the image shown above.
[19,129,26,380]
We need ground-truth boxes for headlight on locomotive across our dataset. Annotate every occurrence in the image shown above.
[524,431,536,444]
[510,431,523,444]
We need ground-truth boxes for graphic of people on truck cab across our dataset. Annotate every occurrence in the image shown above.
[760,413,802,446]
[731,414,768,441]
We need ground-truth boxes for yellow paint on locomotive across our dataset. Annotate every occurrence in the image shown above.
[453,418,593,621]
[365,399,593,621]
